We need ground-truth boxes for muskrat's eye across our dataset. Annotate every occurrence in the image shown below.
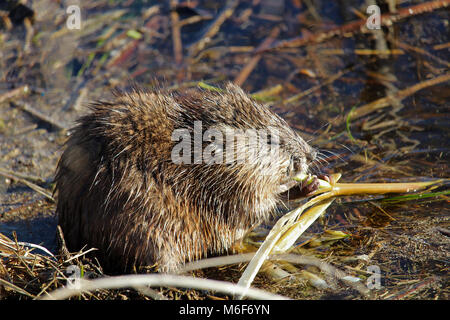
[306,149,317,163]
[286,156,294,176]
[266,132,280,146]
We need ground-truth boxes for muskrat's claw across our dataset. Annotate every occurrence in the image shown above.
[300,174,332,197]
[280,174,331,200]
[318,174,331,184]
[302,176,320,197]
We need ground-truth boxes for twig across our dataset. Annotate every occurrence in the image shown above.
[0,278,35,299]
[283,62,366,105]
[170,0,183,65]
[345,72,450,124]
[387,36,450,68]
[0,167,45,184]
[23,17,34,53]
[0,167,54,201]
[284,68,348,105]
[56,226,70,261]
[433,42,450,50]
[63,248,98,264]
[386,276,441,300]
[0,85,30,104]
[175,14,213,29]
[188,0,240,57]
[106,39,140,68]
[12,233,36,278]
[258,0,450,53]
[11,101,68,131]
[35,277,58,299]
[319,49,404,55]
[233,27,280,86]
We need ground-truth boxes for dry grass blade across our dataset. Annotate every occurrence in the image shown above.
[323,180,445,196]
[0,278,35,299]
[387,36,450,68]
[63,248,98,264]
[272,197,335,253]
[236,175,339,298]
[237,175,445,298]
[178,253,256,273]
[41,274,290,300]
[14,241,54,257]
[273,254,369,294]
[250,84,283,101]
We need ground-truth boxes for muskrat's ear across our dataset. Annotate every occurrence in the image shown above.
[224,82,257,107]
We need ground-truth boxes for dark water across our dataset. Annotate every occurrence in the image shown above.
[0,216,57,252]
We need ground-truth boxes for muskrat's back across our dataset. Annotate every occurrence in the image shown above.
[55,83,317,272]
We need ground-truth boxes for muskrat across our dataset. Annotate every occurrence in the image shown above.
[55,83,319,272]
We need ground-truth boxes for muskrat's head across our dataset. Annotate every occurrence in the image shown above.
[165,83,318,225]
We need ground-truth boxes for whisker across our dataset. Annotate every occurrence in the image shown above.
[336,143,355,155]
[315,153,329,165]
[305,121,332,143]
[310,161,320,175]
[321,149,348,165]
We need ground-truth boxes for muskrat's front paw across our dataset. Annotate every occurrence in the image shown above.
[304,174,333,196]
[280,174,329,200]
[302,176,320,197]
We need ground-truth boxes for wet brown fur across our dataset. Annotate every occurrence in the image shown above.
[54,83,316,272]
